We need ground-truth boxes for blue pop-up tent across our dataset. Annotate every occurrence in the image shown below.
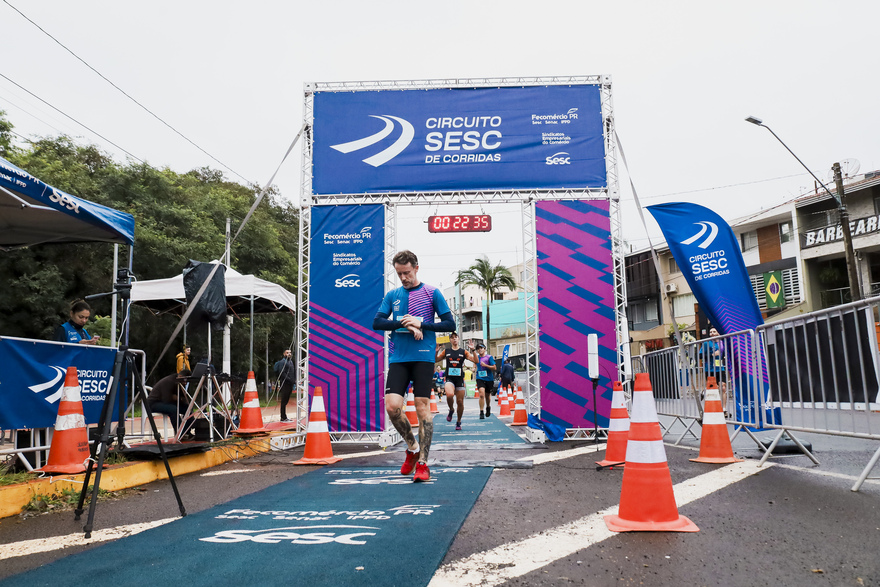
[0,155,134,249]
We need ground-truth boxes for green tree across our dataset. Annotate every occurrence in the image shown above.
[456,256,517,355]
[0,109,16,158]
[0,113,300,382]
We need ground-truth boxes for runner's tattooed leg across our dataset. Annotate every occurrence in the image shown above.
[418,418,433,463]
[389,405,417,451]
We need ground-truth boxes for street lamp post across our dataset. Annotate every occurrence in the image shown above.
[745,116,861,303]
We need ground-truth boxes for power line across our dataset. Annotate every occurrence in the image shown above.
[3,0,252,184]
[0,71,144,163]
[620,172,809,201]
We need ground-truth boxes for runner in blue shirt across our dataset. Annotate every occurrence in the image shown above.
[373,250,455,482]
[473,342,497,419]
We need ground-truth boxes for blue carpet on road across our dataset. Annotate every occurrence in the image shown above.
[0,466,492,587]
[431,411,528,449]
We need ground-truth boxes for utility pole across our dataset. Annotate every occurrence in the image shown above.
[744,118,862,304]
[833,162,861,302]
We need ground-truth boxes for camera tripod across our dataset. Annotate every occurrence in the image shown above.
[74,347,186,538]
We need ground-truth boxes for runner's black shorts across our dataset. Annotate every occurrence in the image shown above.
[446,376,465,390]
[476,379,495,395]
[386,362,434,399]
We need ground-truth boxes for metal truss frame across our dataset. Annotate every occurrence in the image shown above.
[521,198,540,414]
[296,76,622,442]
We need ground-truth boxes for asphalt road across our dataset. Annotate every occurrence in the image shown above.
[1,398,879,586]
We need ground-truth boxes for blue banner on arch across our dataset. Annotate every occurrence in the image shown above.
[312,85,606,194]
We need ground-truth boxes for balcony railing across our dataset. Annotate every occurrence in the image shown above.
[819,287,852,309]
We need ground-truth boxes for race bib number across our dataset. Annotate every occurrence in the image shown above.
[448,367,461,376]
[478,370,488,378]
[714,358,722,367]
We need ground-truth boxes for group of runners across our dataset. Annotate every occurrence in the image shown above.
[372,249,516,483]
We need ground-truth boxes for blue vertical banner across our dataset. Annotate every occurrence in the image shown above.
[308,205,385,432]
[646,202,779,426]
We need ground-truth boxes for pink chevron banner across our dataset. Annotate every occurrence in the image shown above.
[536,200,616,430]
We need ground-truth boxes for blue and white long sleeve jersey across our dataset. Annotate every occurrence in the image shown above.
[374,283,452,363]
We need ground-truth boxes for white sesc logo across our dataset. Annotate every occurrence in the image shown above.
[545,152,571,165]
[200,524,379,545]
[335,274,361,288]
[29,366,67,404]
[330,115,414,167]
[681,221,719,249]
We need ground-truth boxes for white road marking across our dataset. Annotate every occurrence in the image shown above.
[0,518,178,561]
[773,462,880,486]
[428,460,768,587]
[200,469,251,477]
[518,444,607,465]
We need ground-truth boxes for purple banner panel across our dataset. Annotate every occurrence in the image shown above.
[309,304,385,432]
[308,205,385,432]
[536,200,616,430]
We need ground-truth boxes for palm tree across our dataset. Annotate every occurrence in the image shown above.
[456,256,518,354]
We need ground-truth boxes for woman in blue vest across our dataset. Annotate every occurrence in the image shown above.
[53,299,100,345]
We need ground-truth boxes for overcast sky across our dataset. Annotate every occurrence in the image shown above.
[2,1,878,289]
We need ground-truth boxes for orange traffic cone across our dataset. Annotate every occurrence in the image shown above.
[294,387,342,465]
[430,390,440,414]
[597,381,629,468]
[512,387,528,426]
[691,377,742,464]
[405,390,419,427]
[499,386,512,417]
[233,371,267,435]
[38,367,90,474]
[604,372,699,532]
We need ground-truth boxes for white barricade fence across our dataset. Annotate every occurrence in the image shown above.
[757,296,880,490]
[632,330,758,445]
[632,299,880,491]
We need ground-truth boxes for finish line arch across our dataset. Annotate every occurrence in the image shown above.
[295,76,625,443]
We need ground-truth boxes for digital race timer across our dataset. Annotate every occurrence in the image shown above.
[428,215,492,233]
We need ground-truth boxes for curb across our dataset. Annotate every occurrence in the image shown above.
[1,435,283,519]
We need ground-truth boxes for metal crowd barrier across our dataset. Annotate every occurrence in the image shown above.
[632,297,880,491]
[757,296,880,490]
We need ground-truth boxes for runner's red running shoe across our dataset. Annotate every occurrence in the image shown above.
[401,449,419,475]
[413,462,430,482]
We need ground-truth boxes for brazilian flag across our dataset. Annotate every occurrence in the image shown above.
[764,271,785,309]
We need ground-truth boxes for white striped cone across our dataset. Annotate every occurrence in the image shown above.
[38,367,90,474]
[604,372,698,532]
[430,390,440,414]
[499,386,512,417]
[597,381,629,467]
[234,371,266,434]
[294,386,341,465]
[512,387,528,425]
[405,390,419,427]
[691,377,742,464]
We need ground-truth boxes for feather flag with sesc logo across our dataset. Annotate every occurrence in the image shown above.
[647,202,762,334]
[646,202,780,428]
